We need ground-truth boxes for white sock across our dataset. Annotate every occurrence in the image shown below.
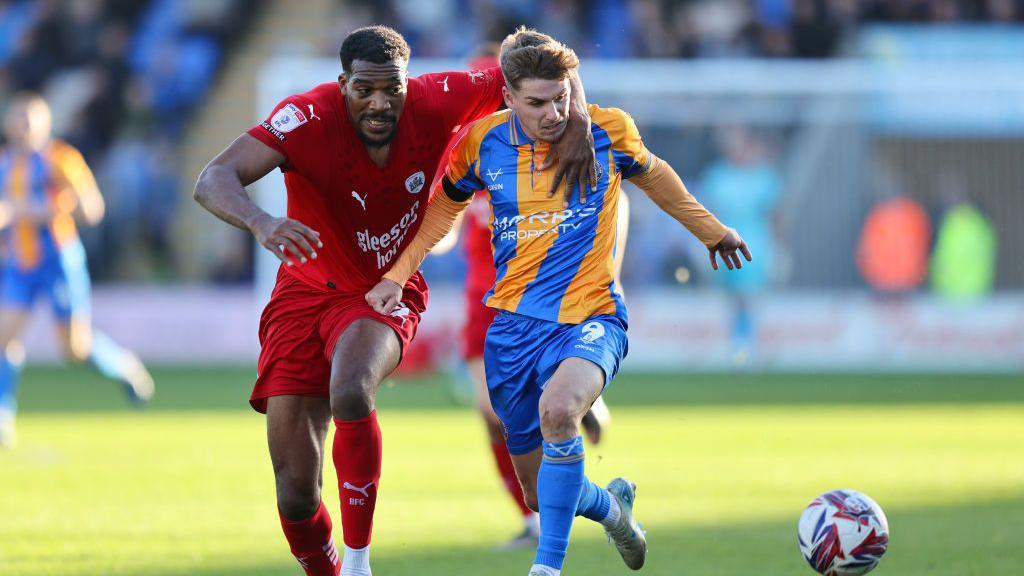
[600,493,622,529]
[528,563,560,576]
[340,545,371,576]
[524,511,541,536]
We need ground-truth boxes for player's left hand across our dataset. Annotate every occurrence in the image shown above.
[709,228,752,271]
[543,110,597,207]
[365,279,404,315]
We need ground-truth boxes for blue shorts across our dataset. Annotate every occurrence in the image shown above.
[483,312,628,455]
[1,240,91,322]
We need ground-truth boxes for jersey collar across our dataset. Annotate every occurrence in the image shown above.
[508,113,534,146]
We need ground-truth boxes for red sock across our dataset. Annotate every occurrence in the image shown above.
[333,410,382,549]
[490,440,533,517]
[278,501,340,576]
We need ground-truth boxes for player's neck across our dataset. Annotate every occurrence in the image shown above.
[363,143,391,168]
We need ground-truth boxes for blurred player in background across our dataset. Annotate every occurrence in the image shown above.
[0,93,155,447]
[194,25,597,576]
[368,28,750,575]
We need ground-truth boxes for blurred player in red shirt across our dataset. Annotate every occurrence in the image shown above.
[193,26,597,576]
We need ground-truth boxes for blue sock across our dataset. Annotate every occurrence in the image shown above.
[576,478,612,522]
[0,348,24,413]
[535,436,586,571]
[88,331,132,381]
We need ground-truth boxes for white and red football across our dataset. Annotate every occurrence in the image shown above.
[798,489,890,575]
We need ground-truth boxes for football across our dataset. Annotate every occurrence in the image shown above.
[797,489,890,575]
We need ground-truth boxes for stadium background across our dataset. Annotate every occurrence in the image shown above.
[1,1,1022,575]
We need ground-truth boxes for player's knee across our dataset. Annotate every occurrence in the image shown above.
[482,412,505,443]
[538,399,577,441]
[274,471,322,520]
[330,377,375,421]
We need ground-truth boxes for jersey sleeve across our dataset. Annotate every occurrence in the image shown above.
[50,141,98,194]
[441,124,485,199]
[419,67,505,134]
[593,106,653,179]
[246,95,317,170]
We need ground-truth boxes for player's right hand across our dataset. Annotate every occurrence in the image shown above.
[365,279,403,315]
[250,213,322,266]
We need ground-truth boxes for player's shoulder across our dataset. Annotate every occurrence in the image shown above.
[458,109,512,149]
[47,138,78,155]
[589,105,639,138]
[46,138,85,164]
[263,83,336,141]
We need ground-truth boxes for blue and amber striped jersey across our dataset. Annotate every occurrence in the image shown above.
[445,104,651,324]
[0,140,90,271]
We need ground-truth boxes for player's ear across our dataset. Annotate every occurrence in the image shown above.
[501,86,513,110]
[338,74,348,95]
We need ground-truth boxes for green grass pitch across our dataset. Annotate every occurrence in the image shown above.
[1,367,1022,575]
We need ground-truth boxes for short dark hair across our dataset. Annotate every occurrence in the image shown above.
[339,25,411,74]
[499,27,578,90]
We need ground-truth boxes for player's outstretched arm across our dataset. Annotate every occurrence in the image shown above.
[629,155,752,271]
[365,180,472,314]
[542,71,597,206]
[194,134,322,266]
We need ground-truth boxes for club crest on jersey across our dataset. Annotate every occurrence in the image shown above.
[405,171,425,194]
[270,103,307,134]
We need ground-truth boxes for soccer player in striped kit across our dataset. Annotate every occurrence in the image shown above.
[195,26,598,576]
[368,28,751,575]
[0,93,155,447]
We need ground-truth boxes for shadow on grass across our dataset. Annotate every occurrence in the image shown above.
[16,365,1024,414]
[59,494,1014,576]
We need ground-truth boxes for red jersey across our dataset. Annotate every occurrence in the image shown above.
[463,193,496,300]
[247,68,504,295]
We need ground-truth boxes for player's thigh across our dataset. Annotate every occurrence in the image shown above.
[266,395,332,500]
[328,318,401,415]
[468,357,496,415]
[538,357,605,437]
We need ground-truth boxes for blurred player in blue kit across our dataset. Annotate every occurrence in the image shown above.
[0,93,154,447]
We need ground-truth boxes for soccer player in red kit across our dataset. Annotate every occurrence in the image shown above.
[193,26,597,576]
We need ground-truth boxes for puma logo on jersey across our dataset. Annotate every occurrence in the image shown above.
[468,70,485,84]
[307,104,321,121]
[343,481,374,497]
[351,191,367,210]
[437,76,449,92]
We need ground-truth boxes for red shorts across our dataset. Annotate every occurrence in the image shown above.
[461,288,497,360]
[251,268,428,413]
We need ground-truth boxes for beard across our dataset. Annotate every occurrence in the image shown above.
[356,113,398,148]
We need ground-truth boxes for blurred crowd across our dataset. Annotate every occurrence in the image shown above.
[0,0,258,279]
[0,0,1018,286]
[340,0,1024,59]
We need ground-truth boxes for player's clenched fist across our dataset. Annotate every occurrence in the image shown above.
[709,228,752,271]
[249,212,323,266]
[365,279,403,315]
